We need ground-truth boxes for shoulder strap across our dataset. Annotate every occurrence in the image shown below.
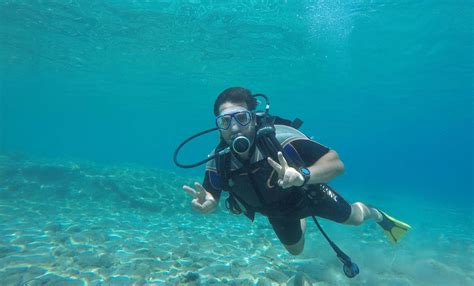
[258,125,306,170]
[215,143,231,188]
[214,140,231,188]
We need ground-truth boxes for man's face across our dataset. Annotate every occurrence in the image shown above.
[217,102,256,146]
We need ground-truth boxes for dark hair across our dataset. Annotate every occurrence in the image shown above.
[213,87,258,116]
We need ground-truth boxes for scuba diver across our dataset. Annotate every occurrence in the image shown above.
[174,87,411,278]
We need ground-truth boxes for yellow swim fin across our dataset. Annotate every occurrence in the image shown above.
[377,210,411,244]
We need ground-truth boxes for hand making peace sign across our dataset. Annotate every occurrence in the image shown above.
[182,182,217,214]
[267,151,305,189]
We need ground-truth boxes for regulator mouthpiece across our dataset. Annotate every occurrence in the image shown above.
[232,136,250,154]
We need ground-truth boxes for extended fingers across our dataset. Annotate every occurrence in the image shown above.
[182,185,197,198]
[194,182,205,192]
[267,156,283,174]
[183,182,206,199]
[194,182,207,200]
[186,183,213,213]
[277,152,288,169]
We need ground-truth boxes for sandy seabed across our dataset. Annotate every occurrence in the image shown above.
[0,154,472,285]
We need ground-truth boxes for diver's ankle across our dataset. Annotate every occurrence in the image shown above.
[373,209,383,222]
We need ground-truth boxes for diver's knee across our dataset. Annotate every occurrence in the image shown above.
[285,244,304,256]
[300,218,307,234]
[284,235,305,256]
[287,248,303,256]
[345,203,364,225]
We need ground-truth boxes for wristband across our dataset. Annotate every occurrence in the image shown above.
[299,167,311,186]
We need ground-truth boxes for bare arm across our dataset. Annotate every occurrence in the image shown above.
[306,150,344,184]
[267,150,345,189]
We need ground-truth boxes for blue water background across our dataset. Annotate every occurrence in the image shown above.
[1,0,472,205]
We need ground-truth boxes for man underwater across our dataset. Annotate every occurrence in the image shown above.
[178,87,411,276]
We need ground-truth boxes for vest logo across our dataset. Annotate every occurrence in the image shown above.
[321,185,338,202]
[327,190,338,202]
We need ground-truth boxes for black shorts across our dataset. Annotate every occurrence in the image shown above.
[267,184,352,245]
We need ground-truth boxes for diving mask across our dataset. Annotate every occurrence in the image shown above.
[216,110,252,130]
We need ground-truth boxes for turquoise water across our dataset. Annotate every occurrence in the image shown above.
[0,1,472,285]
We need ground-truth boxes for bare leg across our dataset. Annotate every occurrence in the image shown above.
[344,202,382,225]
[283,218,306,255]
